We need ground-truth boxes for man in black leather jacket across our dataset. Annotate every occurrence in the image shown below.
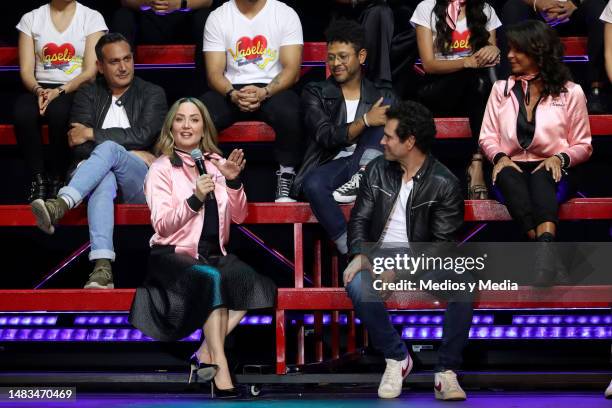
[31,33,167,290]
[343,101,473,401]
[293,19,394,255]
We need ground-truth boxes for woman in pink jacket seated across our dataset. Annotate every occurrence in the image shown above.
[129,97,275,398]
[479,20,592,243]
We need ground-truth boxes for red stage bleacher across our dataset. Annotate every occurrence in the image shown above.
[1,199,610,374]
[1,115,610,146]
[0,43,327,67]
[0,285,609,312]
[0,38,585,66]
[1,199,612,227]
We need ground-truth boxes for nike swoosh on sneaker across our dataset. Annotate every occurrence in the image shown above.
[434,382,443,391]
[402,364,410,378]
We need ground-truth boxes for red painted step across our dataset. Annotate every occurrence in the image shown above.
[0,38,585,66]
[1,198,611,227]
[1,115,610,145]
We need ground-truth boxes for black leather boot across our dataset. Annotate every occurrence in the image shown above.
[47,177,64,199]
[27,173,48,202]
[532,233,556,287]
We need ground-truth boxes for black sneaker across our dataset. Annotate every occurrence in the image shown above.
[333,168,364,204]
[587,88,607,114]
[275,171,296,203]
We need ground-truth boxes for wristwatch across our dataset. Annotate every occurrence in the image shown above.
[57,87,66,96]
[226,88,236,101]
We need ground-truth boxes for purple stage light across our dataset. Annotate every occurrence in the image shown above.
[74,329,87,341]
[392,315,405,324]
[402,325,612,340]
[512,314,612,326]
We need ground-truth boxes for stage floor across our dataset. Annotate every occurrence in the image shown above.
[1,391,609,408]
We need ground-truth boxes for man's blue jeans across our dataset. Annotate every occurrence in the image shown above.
[58,141,148,261]
[303,126,384,241]
[345,268,474,370]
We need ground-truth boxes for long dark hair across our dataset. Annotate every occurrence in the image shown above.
[506,20,571,97]
[433,0,490,55]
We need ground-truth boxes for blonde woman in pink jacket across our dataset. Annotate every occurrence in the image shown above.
[129,97,275,398]
[479,20,592,244]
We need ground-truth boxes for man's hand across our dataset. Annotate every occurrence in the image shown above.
[235,85,266,112]
[548,1,577,24]
[150,0,181,13]
[365,97,390,127]
[68,122,94,147]
[538,0,576,25]
[343,254,372,286]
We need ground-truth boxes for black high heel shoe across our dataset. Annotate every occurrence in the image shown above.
[188,353,218,383]
[211,379,242,399]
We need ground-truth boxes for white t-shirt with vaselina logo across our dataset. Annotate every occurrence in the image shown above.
[203,0,303,85]
[16,2,107,85]
[600,1,612,23]
[410,0,501,61]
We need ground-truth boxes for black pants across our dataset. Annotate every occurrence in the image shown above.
[200,86,303,167]
[111,7,211,84]
[13,84,73,179]
[495,161,569,233]
[333,2,418,96]
[418,68,494,148]
[498,0,607,85]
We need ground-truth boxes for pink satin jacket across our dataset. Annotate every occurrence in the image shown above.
[479,79,592,166]
[144,150,248,259]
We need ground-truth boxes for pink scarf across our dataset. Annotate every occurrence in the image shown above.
[445,0,466,31]
[504,73,540,104]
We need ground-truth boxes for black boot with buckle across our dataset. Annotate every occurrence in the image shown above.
[28,173,48,202]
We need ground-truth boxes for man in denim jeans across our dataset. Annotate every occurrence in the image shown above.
[31,33,167,289]
[343,101,473,401]
[292,20,395,255]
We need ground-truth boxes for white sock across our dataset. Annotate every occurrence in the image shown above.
[334,232,348,255]
[59,195,75,209]
[279,165,295,175]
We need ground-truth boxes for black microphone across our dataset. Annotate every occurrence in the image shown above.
[190,148,215,201]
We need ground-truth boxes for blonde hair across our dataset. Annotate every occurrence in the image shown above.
[154,97,222,157]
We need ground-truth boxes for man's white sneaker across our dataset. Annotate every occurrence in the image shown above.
[434,370,467,401]
[605,379,612,399]
[377,355,412,399]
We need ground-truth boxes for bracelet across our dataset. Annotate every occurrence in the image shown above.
[32,85,42,94]
[533,0,538,12]
[225,88,235,101]
[555,153,566,169]
[363,113,370,128]
[263,87,270,99]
